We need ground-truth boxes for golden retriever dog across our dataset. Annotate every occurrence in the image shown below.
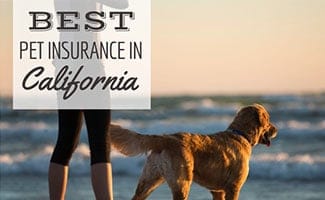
[110,104,277,200]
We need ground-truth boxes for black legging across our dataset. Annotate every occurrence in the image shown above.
[50,110,111,165]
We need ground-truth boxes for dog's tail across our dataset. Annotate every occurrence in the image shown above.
[109,124,164,156]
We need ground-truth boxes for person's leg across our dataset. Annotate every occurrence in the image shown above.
[49,110,83,200]
[48,163,69,200]
[84,110,112,200]
[91,162,114,200]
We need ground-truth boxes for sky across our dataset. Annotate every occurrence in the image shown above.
[1,0,324,96]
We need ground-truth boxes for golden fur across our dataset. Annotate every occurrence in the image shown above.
[110,104,277,200]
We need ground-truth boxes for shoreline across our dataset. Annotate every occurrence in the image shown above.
[1,175,325,200]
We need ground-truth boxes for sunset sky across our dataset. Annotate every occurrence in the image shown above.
[1,0,324,96]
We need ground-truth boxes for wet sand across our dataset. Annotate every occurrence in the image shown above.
[1,175,325,200]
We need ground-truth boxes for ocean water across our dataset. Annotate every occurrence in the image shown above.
[1,94,325,199]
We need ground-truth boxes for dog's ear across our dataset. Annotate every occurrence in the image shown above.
[235,105,260,123]
[253,104,270,126]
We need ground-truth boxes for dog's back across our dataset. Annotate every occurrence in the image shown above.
[110,124,219,156]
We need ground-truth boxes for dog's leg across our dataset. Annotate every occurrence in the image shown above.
[132,154,165,200]
[166,179,192,200]
[164,159,193,200]
[132,175,164,200]
[224,188,240,200]
[210,190,225,200]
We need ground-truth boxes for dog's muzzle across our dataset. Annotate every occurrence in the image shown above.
[260,126,277,147]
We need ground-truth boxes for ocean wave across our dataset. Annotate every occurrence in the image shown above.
[0,144,144,177]
[250,153,325,180]
[276,120,325,131]
[1,95,325,134]
[1,117,324,142]
[0,121,53,130]
[180,98,240,115]
[1,119,324,154]
[1,145,325,181]
[132,118,230,134]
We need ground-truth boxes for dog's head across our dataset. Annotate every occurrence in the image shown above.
[228,104,278,147]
